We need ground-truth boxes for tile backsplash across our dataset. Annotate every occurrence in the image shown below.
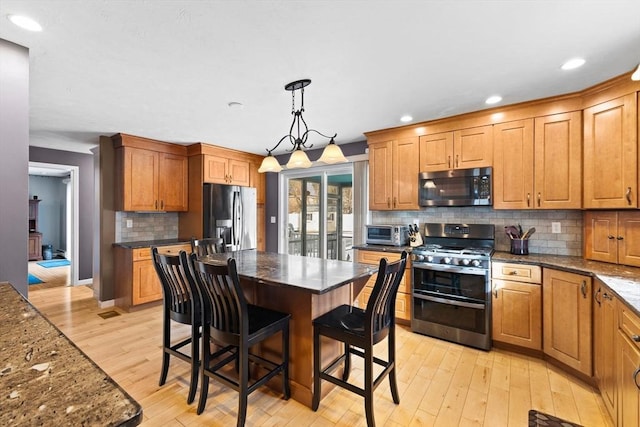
[115,212,179,242]
[372,208,583,256]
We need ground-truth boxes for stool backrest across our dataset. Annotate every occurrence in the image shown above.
[152,248,199,324]
[191,237,225,257]
[189,254,247,343]
[366,251,408,341]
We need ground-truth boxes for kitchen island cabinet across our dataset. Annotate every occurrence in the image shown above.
[418,125,493,172]
[367,136,419,210]
[583,93,637,209]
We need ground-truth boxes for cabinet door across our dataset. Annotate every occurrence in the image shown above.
[618,330,640,427]
[543,269,592,376]
[124,147,159,211]
[203,154,230,184]
[393,136,420,210]
[534,112,582,209]
[228,159,250,186]
[584,211,619,263]
[132,259,163,305]
[368,141,394,210]
[159,153,188,211]
[493,119,534,209]
[419,132,453,171]
[492,279,541,350]
[593,285,617,421]
[453,125,493,169]
[584,93,638,208]
[618,211,640,267]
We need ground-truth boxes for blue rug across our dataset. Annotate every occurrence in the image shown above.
[28,273,43,285]
[37,259,70,268]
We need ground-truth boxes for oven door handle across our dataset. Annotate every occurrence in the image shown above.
[414,293,486,310]
[413,263,488,275]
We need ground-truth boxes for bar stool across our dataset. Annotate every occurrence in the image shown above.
[188,254,291,427]
[312,251,408,427]
[152,248,201,404]
[191,237,225,256]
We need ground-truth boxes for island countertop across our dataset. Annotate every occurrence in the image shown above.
[200,250,378,294]
[0,283,142,426]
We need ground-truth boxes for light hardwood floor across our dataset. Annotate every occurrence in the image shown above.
[28,260,70,290]
[28,285,612,427]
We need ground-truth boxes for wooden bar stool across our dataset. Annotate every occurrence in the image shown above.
[191,237,225,256]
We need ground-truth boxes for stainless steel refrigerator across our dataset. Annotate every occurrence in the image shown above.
[203,183,257,251]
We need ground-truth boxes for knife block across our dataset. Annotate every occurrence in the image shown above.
[409,232,423,247]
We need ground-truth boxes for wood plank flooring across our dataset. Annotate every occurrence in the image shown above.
[28,260,70,290]
[28,285,613,427]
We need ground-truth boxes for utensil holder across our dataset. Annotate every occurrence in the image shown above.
[510,239,529,255]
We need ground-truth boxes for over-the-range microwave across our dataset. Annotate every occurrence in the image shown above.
[418,167,492,207]
[365,225,409,246]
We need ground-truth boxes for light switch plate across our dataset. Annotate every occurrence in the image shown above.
[551,222,561,233]
[270,216,276,224]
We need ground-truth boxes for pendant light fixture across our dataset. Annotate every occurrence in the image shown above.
[258,79,347,173]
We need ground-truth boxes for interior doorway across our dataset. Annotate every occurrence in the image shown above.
[28,162,79,287]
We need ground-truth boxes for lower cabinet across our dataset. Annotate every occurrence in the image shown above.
[114,243,191,310]
[618,303,640,427]
[594,280,617,422]
[28,232,43,261]
[354,249,411,323]
[543,269,592,376]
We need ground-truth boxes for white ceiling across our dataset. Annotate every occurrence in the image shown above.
[1,1,640,156]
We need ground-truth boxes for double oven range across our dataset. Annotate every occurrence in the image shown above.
[411,223,494,350]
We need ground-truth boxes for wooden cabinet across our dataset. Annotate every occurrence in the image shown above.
[203,154,250,186]
[543,269,592,376]
[114,243,191,310]
[618,303,640,427]
[594,280,617,422]
[113,134,188,212]
[28,232,43,261]
[354,249,411,323]
[368,136,419,210]
[419,125,493,172]
[583,93,638,209]
[493,112,581,209]
[491,262,542,350]
[584,211,640,267]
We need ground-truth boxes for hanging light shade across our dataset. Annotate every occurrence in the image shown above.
[258,79,339,173]
[318,138,348,164]
[286,146,312,169]
[258,153,283,173]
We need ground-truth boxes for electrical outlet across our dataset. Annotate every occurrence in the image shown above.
[551,222,561,233]
[126,219,133,228]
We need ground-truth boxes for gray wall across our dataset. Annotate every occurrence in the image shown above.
[28,175,67,252]
[29,147,94,280]
[265,141,368,252]
[0,39,29,296]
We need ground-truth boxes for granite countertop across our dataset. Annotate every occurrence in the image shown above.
[0,283,142,426]
[200,250,378,294]
[493,251,640,315]
[113,238,192,249]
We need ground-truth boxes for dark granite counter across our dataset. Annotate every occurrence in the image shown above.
[493,251,640,315]
[200,250,378,294]
[0,283,142,426]
[351,244,413,253]
[112,238,191,249]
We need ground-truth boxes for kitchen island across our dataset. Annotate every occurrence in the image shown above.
[0,282,142,426]
[198,250,378,407]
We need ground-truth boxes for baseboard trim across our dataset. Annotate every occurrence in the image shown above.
[75,278,93,286]
[98,299,115,309]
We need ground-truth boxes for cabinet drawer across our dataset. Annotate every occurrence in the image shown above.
[492,262,541,283]
[356,250,402,265]
[619,303,640,351]
[132,244,191,261]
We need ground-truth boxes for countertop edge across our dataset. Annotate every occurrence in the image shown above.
[113,238,192,249]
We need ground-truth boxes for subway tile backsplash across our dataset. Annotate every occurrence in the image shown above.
[115,212,179,242]
[372,208,583,256]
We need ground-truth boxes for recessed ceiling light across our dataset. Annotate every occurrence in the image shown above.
[400,115,413,123]
[485,95,502,105]
[561,58,585,70]
[8,14,42,32]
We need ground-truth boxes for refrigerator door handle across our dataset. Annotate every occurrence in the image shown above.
[232,191,243,247]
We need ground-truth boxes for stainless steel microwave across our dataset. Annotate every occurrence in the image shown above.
[418,167,492,207]
[365,225,409,246]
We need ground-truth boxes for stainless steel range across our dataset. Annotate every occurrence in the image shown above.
[411,223,494,350]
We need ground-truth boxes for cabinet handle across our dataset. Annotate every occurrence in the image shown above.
[594,288,601,306]
[160,200,164,210]
[508,270,518,275]
[626,187,633,205]
[633,335,640,342]
[155,200,158,209]
[455,155,459,168]
[527,193,530,207]
[393,197,397,208]
[387,197,391,208]
[617,236,624,241]
[580,280,587,299]
[448,156,451,169]
[228,175,232,183]
[493,284,498,298]
[537,193,541,207]
[634,367,640,390]
[607,235,615,239]
[603,292,612,301]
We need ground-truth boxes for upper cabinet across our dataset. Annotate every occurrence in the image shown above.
[493,112,582,209]
[419,125,493,172]
[203,154,250,186]
[368,136,420,210]
[583,93,638,209]
[113,134,188,212]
